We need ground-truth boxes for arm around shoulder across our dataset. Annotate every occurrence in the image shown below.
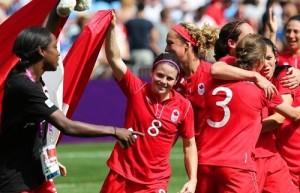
[211,61,258,80]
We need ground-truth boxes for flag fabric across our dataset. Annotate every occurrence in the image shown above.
[43,42,65,145]
[62,10,113,118]
[0,2,113,144]
[0,0,67,122]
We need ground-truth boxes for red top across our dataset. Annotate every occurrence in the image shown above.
[174,60,212,155]
[275,69,300,178]
[254,71,290,158]
[199,79,283,171]
[219,55,236,66]
[107,69,194,184]
[278,52,300,69]
[205,2,226,27]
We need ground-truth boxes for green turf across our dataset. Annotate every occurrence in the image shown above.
[55,139,188,193]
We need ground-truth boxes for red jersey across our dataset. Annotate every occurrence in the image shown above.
[107,69,194,184]
[175,60,211,139]
[219,55,236,66]
[275,69,300,180]
[278,52,300,69]
[205,2,226,27]
[255,107,278,158]
[254,71,291,158]
[219,55,279,158]
[199,79,283,171]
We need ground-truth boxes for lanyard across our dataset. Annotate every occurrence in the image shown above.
[25,68,34,82]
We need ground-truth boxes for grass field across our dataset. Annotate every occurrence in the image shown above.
[55,139,188,193]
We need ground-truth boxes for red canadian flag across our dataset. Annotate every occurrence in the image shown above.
[62,10,112,118]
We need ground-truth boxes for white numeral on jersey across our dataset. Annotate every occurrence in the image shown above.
[147,119,162,136]
[207,86,233,128]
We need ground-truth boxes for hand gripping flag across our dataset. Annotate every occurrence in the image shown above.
[62,10,113,118]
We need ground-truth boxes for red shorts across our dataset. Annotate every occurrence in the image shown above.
[255,154,298,193]
[20,179,57,193]
[196,165,259,193]
[100,170,169,193]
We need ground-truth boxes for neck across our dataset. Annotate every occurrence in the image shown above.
[156,92,170,102]
[182,58,200,77]
[25,65,43,82]
[289,49,300,56]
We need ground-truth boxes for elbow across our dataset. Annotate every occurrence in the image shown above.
[210,65,220,79]
[293,115,300,122]
[210,62,226,79]
[58,120,77,136]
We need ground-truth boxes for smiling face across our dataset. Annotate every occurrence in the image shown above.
[151,62,178,100]
[261,45,277,80]
[165,30,187,63]
[285,20,300,54]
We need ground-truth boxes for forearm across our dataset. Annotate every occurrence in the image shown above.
[262,113,284,133]
[105,23,126,80]
[63,121,116,137]
[183,138,198,181]
[45,4,63,33]
[211,62,258,81]
[49,110,116,137]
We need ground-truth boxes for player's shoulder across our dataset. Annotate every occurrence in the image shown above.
[6,74,33,90]
[172,90,191,106]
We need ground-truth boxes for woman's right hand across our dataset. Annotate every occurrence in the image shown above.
[254,73,278,100]
[109,10,117,28]
[115,127,144,148]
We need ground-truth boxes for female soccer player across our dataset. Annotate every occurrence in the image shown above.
[99,11,197,193]
[200,34,300,193]
[165,21,218,142]
[278,15,300,71]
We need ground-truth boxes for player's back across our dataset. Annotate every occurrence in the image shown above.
[198,79,266,171]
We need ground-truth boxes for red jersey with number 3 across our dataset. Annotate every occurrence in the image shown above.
[199,79,283,171]
[107,69,194,184]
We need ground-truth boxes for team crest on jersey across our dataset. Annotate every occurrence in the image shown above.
[171,109,180,122]
[158,189,166,193]
[198,83,205,95]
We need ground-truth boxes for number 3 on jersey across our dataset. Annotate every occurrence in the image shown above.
[207,86,233,128]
